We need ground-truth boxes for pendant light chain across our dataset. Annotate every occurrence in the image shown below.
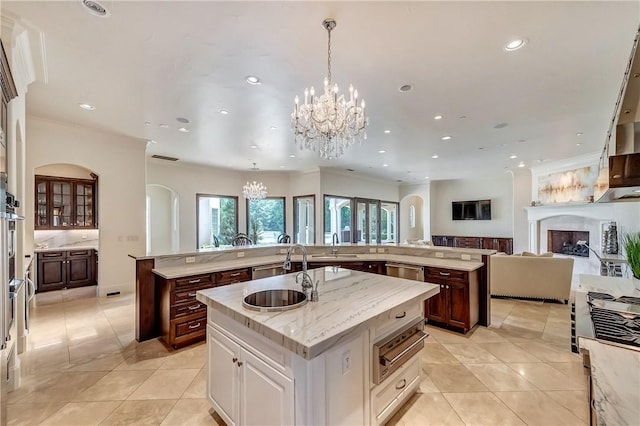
[327,24,332,85]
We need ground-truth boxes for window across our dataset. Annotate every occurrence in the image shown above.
[325,195,398,244]
[247,197,286,245]
[324,195,353,244]
[293,195,315,244]
[196,194,238,248]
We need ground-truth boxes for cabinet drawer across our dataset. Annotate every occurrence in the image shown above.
[171,301,207,319]
[175,274,213,288]
[215,268,251,285]
[40,251,64,258]
[175,316,206,337]
[424,267,467,282]
[373,301,422,341]
[172,282,213,305]
[374,355,421,420]
[68,250,91,257]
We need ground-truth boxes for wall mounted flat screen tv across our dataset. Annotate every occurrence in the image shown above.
[452,200,491,220]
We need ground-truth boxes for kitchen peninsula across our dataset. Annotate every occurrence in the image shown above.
[129,244,494,345]
[197,267,440,425]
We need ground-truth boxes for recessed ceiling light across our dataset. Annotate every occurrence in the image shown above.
[478,147,485,150]
[509,154,518,159]
[576,132,583,136]
[159,124,169,128]
[246,75,261,85]
[504,38,528,51]
[431,154,439,159]
[218,109,229,115]
[425,176,429,179]
[441,136,452,141]
[383,164,389,167]
[517,139,527,143]
[434,115,442,120]
[279,165,285,168]
[79,103,95,111]
[459,115,467,119]
[178,127,190,133]
[270,126,278,130]
[399,84,413,92]
[576,143,582,146]
[494,122,509,129]
[81,0,110,17]
[144,121,151,126]
[250,145,258,149]
[176,117,190,124]
[384,130,391,134]
[378,150,386,154]
[518,161,526,168]
[289,154,296,158]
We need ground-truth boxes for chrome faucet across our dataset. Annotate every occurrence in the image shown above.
[283,244,319,301]
[332,232,339,255]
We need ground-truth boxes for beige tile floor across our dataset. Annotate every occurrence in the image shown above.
[9,287,587,425]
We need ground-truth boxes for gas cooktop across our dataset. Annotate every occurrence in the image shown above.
[587,292,640,348]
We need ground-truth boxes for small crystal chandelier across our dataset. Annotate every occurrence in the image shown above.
[242,163,267,201]
[291,18,368,160]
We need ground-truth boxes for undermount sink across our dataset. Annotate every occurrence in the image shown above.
[311,253,359,259]
[242,289,308,312]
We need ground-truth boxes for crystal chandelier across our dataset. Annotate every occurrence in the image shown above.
[291,19,368,160]
[242,163,267,201]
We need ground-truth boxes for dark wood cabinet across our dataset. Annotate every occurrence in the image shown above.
[35,175,97,230]
[37,249,97,292]
[424,266,479,333]
[157,268,252,349]
[432,235,513,255]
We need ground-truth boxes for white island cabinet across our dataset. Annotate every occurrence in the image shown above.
[197,267,439,425]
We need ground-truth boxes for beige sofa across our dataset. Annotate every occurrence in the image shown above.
[490,254,574,303]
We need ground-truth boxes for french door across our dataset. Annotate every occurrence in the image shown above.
[355,198,380,244]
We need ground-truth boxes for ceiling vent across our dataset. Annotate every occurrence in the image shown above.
[81,0,110,17]
[151,154,179,162]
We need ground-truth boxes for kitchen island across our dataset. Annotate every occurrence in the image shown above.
[196,267,440,425]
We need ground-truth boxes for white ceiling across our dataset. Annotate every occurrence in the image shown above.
[4,1,639,183]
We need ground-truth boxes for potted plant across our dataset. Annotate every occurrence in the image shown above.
[622,231,640,288]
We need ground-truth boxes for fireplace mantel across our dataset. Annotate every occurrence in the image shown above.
[525,203,618,253]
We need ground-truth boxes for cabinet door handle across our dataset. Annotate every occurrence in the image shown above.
[229,272,241,277]
[188,279,201,284]
[237,361,243,367]
[188,292,197,297]
[395,311,406,319]
[188,322,201,329]
[439,272,451,276]
[396,379,407,390]
[188,304,201,310]
[232,357,238,363]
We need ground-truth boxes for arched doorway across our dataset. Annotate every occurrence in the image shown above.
[146,184,179,254]
[400,195,425,243]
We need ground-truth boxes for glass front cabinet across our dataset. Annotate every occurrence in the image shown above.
[35,175,97,230]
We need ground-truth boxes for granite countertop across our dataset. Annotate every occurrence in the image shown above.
[34,246,98,253]
[196,267,439,359]
[153,253,483,279]
[130,243,496,260]
[579,337,640,425]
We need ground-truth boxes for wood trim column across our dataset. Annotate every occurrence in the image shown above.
[135,258,158,342]
[479,254,491,326]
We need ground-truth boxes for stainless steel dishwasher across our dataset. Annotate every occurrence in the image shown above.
[252,263,285,279]
[385,263,425,281]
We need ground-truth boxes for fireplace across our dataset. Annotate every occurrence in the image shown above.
[548,230,589,257]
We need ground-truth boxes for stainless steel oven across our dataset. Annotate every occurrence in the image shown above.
[372,318,428,384]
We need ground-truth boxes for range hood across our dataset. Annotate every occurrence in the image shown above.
[594,27,640,203]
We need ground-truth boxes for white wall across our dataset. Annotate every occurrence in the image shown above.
[430,175,514,238]
[147,184,175,254]
[25,117,146,296]
[512,169,532,253]
[320,168,400,201]
[146,160,293,252]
